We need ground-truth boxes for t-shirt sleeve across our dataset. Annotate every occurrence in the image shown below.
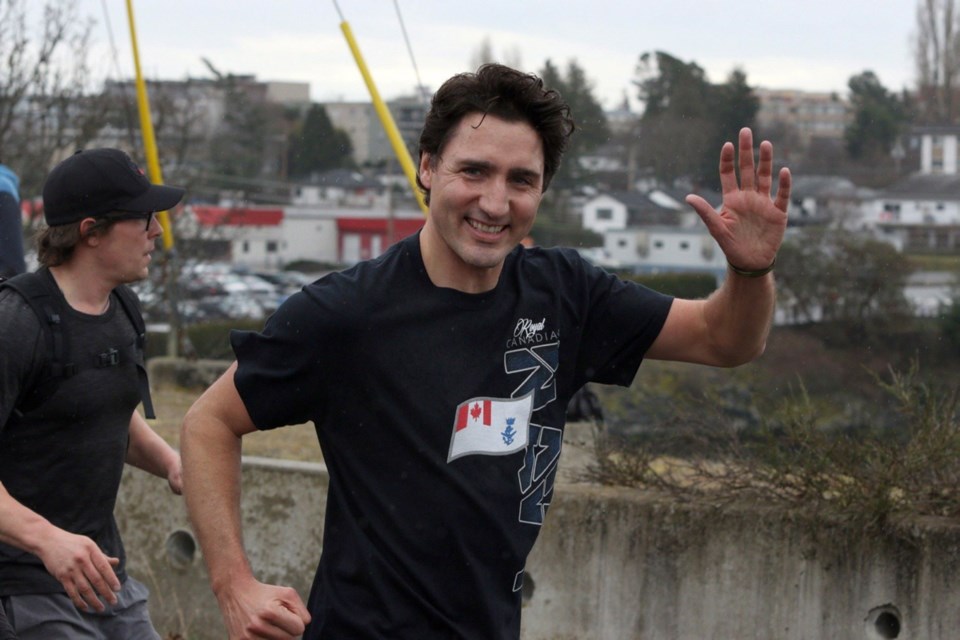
[575,259,674,387]
[231,284,349,430]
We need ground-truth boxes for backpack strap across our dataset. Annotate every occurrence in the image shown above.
[0,271,156,419]
[0,271,76,418]
[112,284,156,419]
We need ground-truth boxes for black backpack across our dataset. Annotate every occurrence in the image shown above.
[0,599,16,640]
[0,270,155,421]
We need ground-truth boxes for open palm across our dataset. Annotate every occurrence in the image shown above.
[685,127,791,272]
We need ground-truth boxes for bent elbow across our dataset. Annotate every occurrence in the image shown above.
[714,338,767,368]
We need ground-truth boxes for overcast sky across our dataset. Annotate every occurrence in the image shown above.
[75,0,919,110]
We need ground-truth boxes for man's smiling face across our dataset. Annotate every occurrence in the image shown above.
[418,112,544,293]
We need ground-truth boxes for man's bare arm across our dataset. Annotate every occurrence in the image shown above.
[180,362,310,639]
[647,127,791,367]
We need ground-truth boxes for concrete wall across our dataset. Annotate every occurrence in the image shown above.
[118,459,960,640]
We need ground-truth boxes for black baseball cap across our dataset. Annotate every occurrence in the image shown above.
[42,148,186,226]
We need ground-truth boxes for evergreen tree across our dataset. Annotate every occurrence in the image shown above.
[845,71,909,162]
[633,52,759,191]
[700,68,761,190]
[287,103,354,178]
[538,59,610,189]
[633,52,715,188]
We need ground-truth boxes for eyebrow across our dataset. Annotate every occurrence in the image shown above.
[455,159,493,171]
[508,168,542,184]
[455,159,542,183]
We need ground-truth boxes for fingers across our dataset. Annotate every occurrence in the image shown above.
[257,595,311,638]
[720,128,783,200]
[41,532,121,612]
[684,194,724,238]
[738,127,756,190]
[755,140,774,196]
[773,167,792,213]
[221,581,311,640]
[62,553,121,612]
[717,142,738,195]
[280,592,312,628]
[168,466,184,495]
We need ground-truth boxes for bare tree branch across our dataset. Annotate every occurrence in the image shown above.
[0,0,107,197]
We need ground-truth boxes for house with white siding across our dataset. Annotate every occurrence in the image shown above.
[857,126,960,252]
[579,188,722,275]
[602,226,727,278]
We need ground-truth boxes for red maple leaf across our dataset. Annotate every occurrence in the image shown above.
[470,403,482,421]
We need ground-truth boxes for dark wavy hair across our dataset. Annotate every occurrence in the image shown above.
[35,216,120,267]
[416,63,575,204]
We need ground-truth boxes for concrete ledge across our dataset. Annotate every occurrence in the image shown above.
[118,459,960,639]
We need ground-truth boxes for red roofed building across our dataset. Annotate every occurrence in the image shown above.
[337,217,425,263]
[192,206,284,227]
[184,204,425,269]
[189,205,287,269]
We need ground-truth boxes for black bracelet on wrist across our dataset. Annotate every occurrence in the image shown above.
[727,256,776,278]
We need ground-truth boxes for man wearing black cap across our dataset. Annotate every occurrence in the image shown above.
[0,149,186,639]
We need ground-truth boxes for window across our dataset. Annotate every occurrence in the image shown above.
[266,241,278,253]
[679,241,690,250]
[654,240,664,249]
[596,208,613,221]
[932,137,945,172]
[242,241,249,253]
[617,239,628,248]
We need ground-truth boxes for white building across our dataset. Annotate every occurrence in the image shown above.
[755,88,850,146]
[603,227,727,278]
[580,190,700,235]
[857,126,960,252]
[184,203,424,270]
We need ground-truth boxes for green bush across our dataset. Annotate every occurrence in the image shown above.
[940,296,960,356]
[623,272,718,299]
[284,259,341,273]
[146,319,266,361]
[186,319,266,360]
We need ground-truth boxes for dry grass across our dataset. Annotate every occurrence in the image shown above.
[585,363,960,534]
[146,386,323,463]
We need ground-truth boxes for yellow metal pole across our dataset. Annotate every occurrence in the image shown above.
[124,0,175,249]
[125,0,182,362]
[339,20,429,216]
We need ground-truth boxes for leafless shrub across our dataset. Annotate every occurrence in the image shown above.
[585,361,960,535]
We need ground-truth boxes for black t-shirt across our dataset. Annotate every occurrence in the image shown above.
[0,270,142,594]
[232,233,673,639]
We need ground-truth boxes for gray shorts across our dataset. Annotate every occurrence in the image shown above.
[1,576,161,640]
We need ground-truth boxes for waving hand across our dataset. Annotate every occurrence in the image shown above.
[685,127,791,272]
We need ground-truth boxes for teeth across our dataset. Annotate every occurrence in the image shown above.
[469,220,504,233]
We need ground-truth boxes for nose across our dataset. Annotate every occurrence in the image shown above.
[147,213,163,237]
[478,178,510,218]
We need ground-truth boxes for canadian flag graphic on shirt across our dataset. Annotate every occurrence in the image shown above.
[447,393,534,462]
